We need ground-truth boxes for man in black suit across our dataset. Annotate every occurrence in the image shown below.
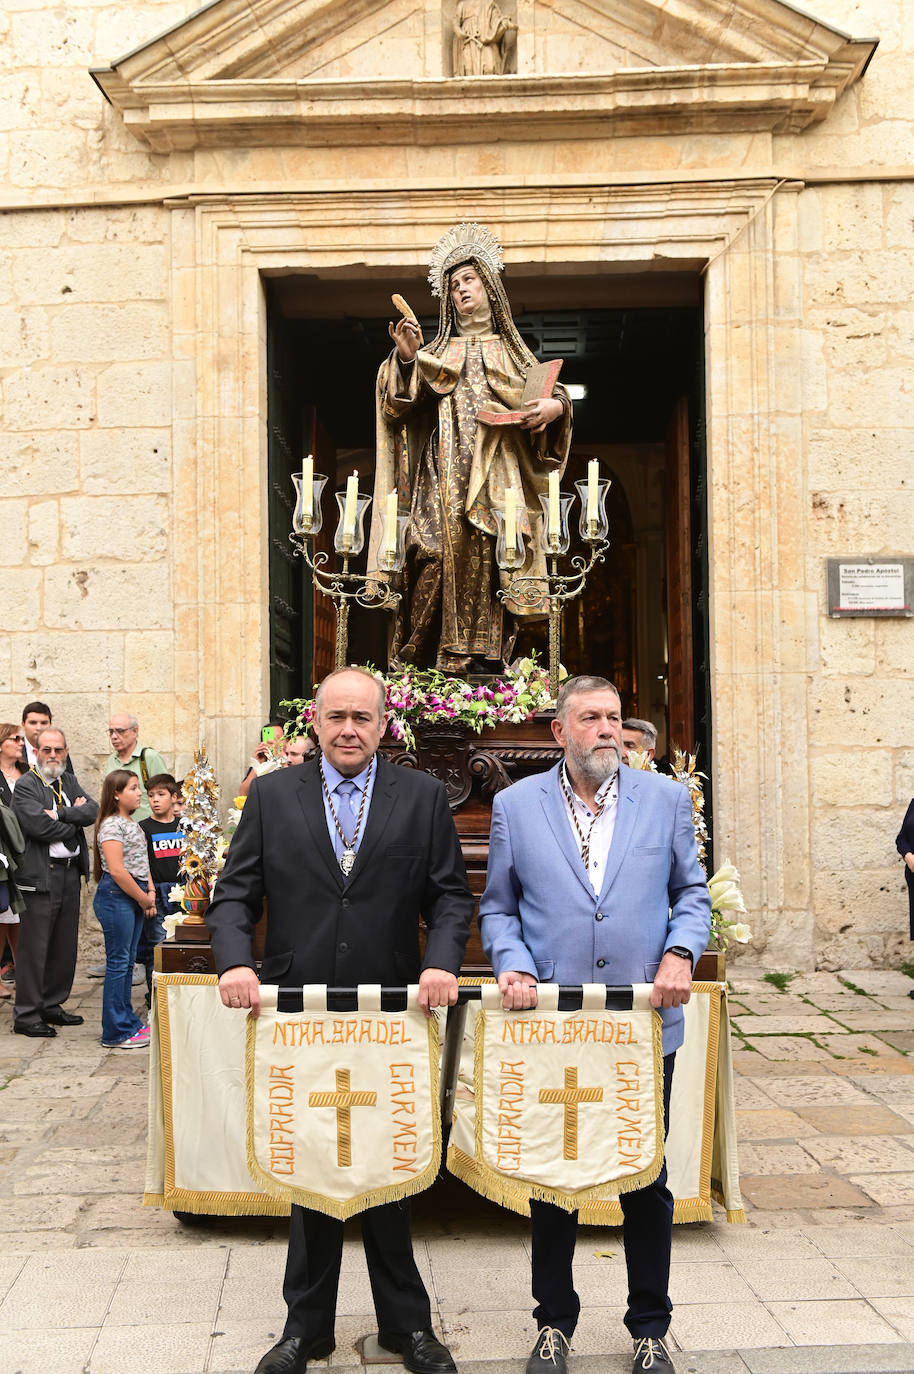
[207,667,474,1374]
[12,727,97,1037]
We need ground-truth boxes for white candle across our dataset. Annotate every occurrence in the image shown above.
[548,471,560,542]
[385,490,398,557]
[301,454,313,523]
[587,459,599,525]
[504,487,517,553]
[343,470,358,540]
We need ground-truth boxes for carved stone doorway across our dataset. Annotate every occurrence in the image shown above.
[265,272,707,769]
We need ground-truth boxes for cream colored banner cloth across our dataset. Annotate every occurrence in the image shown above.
[145,975,743,1222]
[448,984,665,1213]
[448,981,745,1225]
[246,984,441,1220]
[144,974,287,1215]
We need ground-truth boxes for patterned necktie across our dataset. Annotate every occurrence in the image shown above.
[335,780,358,849]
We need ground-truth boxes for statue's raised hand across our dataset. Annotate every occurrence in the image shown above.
[389,316,422,364]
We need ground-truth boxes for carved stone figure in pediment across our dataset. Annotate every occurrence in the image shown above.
[452,0,516,77]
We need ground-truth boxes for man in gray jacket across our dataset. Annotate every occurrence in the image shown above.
[12,728,97,1038]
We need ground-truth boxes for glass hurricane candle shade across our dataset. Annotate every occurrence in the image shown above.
[493,507,526,571]
[291,472,329,536]
[574,476,611,543]
[377,513,408,573]
[538,491,574,556]
[333,490,372,556]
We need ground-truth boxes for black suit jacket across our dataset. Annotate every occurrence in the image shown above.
[207,756,473,988]
[12,769,98,891]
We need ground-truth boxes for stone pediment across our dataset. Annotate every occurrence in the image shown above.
[90,0,877,151]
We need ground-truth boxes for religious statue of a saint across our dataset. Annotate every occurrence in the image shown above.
[369,222,572,673]
[452,0,516,76]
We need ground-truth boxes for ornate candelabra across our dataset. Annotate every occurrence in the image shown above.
[289,465,406,669]
[495,465,611,698]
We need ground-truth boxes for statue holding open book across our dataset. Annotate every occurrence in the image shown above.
[369,222,572,673]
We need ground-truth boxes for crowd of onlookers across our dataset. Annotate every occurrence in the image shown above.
[0,701,317,1051]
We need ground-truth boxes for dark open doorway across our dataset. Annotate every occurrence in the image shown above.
[265,271,710,785]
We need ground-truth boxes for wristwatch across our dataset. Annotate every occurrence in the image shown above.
[667,946,693,966]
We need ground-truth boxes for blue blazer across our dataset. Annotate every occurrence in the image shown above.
[479,762,711,1054]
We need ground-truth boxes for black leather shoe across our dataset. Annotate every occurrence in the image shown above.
[378,1330,456,1374]
[42,1010,84,1026]
[253,1336,335,1374]
[632,1337,674,1372]
[526,1327,569,1374]
[13,1020,56,1038]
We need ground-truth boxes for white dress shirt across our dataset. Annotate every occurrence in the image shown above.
[560,763,619,896]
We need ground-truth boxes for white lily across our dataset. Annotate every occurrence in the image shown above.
[731,923,752,944]
[626,749,653,771]
[163,913,180,941]
[167,884,185,905]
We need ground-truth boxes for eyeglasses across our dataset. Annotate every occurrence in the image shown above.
[9,735,24,743]
[108,727,135,737]
[40,746,65,755]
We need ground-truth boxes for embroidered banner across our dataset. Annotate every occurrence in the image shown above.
[246,984,441,1220]
[447,983,665,1212]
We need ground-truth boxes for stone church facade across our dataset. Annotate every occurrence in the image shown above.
[1,0,912,969]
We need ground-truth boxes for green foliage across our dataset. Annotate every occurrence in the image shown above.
[762,970,795,992]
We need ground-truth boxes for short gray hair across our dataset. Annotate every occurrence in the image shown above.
[37,726,67,748]
[555,675,621,723]
[623,717,657,749]
[314,667,387,723]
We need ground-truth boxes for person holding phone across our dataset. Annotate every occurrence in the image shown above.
[238,721,287,798]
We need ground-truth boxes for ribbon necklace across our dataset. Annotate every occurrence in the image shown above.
[320,758,373,875]
[30,766,65,807]
[559,764,614,871]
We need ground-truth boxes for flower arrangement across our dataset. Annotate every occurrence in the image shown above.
[665,744,752,952]
[670,746,709,870]
[707,860,752,951]
[171,748,224,920]
[283,653,556,752]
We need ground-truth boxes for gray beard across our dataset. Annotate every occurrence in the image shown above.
[566,736,621,789]
[37,761,65,783]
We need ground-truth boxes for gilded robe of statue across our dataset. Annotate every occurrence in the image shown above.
[369,277,572,673]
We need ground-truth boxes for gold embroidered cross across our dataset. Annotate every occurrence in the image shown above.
[538,1066,603,1160]
[309,1069,378,1167]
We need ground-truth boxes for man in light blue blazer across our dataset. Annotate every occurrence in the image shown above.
[479,676,710,1374]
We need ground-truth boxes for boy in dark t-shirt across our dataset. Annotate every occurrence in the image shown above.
[138,774,183,1007]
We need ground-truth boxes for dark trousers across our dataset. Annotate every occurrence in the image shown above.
[14,863,81,1025]
[529,1052,676,1341]
[282,1201,431,1344]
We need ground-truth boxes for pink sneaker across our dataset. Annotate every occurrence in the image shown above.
[105,1027,150,1049]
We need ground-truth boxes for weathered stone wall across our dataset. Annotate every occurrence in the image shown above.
[1,0,912,965]
[796,179,914,969]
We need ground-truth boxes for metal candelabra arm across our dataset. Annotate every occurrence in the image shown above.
[290,533,402,669]
[498,539,609,697]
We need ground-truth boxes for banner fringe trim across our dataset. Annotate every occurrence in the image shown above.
[160,1186,290,1216]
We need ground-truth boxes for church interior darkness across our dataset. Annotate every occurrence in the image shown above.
[265,271,710,775]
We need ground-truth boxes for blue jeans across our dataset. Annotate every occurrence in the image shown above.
[93,873,145,1044]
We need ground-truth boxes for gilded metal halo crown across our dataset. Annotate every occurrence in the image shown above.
[428,221,504,298]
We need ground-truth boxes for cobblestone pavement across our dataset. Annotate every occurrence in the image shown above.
[1,935,913,1374]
